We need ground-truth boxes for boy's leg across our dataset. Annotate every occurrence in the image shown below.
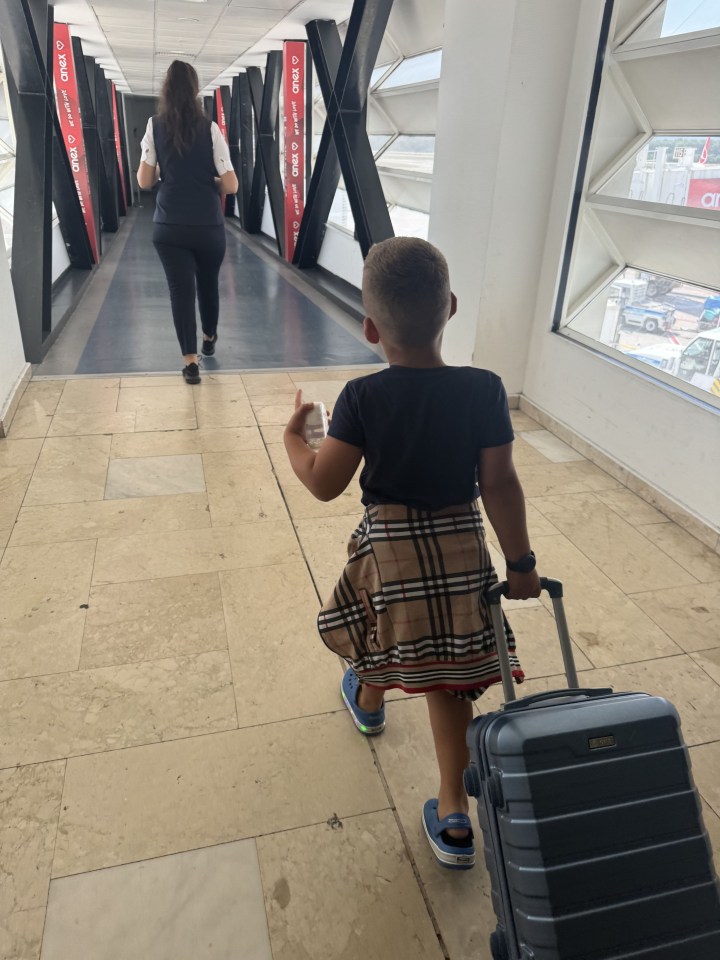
[356,682,384,712]
[426,690,473,838]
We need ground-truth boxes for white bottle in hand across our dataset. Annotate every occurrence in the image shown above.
[303,402,329,449]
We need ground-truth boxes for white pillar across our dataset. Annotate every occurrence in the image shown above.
[429,0,586,393]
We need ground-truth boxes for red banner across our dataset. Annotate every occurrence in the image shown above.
[283,41,306,262]
[215,88,229,144]
[111,82,129,208]
[688,177,720,210]
[52,23,98,262]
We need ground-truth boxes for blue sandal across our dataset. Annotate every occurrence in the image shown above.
[341,668,385,736]
[422,799,475,870]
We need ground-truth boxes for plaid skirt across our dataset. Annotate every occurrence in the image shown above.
[317,502,523,700]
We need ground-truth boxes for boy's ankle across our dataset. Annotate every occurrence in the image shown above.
[357,683,384,713]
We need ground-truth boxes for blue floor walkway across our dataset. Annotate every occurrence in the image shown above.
[37,202,382,376]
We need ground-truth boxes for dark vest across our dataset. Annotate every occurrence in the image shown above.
[152,116,223,227]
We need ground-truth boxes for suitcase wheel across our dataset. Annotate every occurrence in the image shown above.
[463,764,481,798]
[490,931,509,960]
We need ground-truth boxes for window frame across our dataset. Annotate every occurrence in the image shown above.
[552,0,720,413]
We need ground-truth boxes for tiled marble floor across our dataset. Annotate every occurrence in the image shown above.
[2,371,719,960]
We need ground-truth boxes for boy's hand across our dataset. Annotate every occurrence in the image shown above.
[506,568,541,600]
[285,390,315,439]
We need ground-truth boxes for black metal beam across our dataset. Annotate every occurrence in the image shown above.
[245,67,266,236]
[94,65,120,231]
[233,73,254,228]
[246,52,284,255]
[203,95,213,121]
[293,22,343,268]
[116,88,132,209]
[294,0,394,266]
[108,81,127,216]
[0,0,54,360]
[228,77,241,220]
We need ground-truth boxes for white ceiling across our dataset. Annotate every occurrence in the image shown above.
[51,0,355,95]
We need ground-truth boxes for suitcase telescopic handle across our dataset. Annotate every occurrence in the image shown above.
[485,577,580,703]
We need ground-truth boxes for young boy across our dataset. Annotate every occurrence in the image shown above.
[284,237,540,870]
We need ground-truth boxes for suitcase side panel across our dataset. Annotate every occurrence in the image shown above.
[467,693,720,959]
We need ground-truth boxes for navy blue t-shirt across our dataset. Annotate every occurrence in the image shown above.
[328,365,514,510]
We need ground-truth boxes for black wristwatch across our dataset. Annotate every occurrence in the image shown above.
[505,550,536,574]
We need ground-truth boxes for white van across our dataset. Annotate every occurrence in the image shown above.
[674,330,720,393]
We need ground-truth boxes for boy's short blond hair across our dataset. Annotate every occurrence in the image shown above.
[362,237,451,347]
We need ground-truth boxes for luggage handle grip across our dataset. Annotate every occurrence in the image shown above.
[486,577,563,604]
[502,688,614,712]
[485,577,580,702]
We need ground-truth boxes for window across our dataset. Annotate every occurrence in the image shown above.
[0,51,16,258]
[625,0,720,44]
[368,134,392,157]
[599,135,720,208]
[328,186,354,232]
[379,50,442,90]
[377,135,435,176]
[389,205,429,239]
[370,63,394,88]
[555,1,720,407]
[566,268,720,397]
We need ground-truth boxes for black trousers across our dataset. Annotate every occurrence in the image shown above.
[153,222,227,356]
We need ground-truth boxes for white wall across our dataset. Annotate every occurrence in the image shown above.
[429,0,582,392]
[0,238,29,422]
[523,0,720,533]
[430,0,719,534]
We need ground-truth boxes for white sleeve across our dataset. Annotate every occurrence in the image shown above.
[211,121,234,174]
[140,117,156,166]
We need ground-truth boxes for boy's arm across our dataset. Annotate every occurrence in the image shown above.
[478,443,541,600]
[284,393,362,502]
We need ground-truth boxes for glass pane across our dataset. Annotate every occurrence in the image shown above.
[370,64,392,87]
[389,205,429,240]
[328,186,354,231]
[379,50,442,90]
[600,136,720,209]
[566,267,720,396]
[0,57,15,257]
[628,0,720,42]
[377,135,435,175]
[368,134,391,156]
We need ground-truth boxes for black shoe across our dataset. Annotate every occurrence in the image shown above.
[201,334,217,357]
[182,362,201,384]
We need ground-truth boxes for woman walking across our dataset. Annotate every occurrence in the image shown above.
[138,61,239,383]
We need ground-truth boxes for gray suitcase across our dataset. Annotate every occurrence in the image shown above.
[464,577,720,959]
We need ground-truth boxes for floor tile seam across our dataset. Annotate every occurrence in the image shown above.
[50,807,396,883]
[77,642,231,674]
[684,655,720,693]
[42,758,69,953]
[0,646,237,688]
[524,646,711,676]
[621,593,700,656]
[630,520,708,584]
[0,705,353,774]
[254,407,325,606]
[365,735,451,960]
[535,524,699,596]
[89,552,326,588]
[77,539,100,671]
[216,570,242,732]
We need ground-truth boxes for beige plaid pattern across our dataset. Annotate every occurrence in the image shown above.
[317,503,523,699]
